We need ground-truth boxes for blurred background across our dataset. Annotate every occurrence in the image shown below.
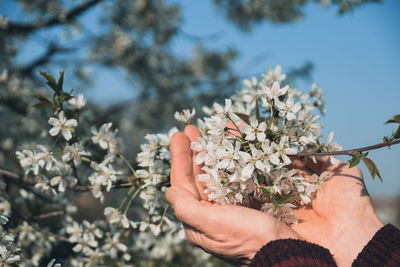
[1,0,399,228]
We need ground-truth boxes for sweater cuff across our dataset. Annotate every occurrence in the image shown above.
[250,238,337,267]
[352,224,400,267]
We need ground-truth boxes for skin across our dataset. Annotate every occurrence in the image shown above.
[166,125,383,266]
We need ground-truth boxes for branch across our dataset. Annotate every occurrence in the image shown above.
[18,43,76,76]
[3,189,71,243]
[296,139,400,157]
[0,167,135,193]
[32,210,64,220]
[5,0,103,35]
[0,168,55,202]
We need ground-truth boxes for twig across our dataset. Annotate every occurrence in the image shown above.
[5,0,103,35]
[296,139,400,157]
[0,167,135,193]
[32,211,64,221]
[4,191,70,243]
[0,169,56,202]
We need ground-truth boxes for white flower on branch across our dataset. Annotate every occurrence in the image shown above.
[240,116,267,142]
[69,93,86,109]
[174,108,195,124]
[16,149,41,175]
[50,163,77,192]
[102,232,127,259]
[62,142,91,166]
[258,81,288,104]
[91,123,120,153]
[36,145,56,171]
[104,207,130,229]
[262,65,286,85]
[48,111,78,141]
[275,95,301,121]
[72,233,98,256]
[89,159,121,192]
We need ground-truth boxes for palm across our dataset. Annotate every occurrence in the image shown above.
[170,126,382,266]
[291,160,381,266]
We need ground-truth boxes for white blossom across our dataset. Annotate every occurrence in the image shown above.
[102,233,127,259]
[48,111,78,140]
[276,95,301,120]
[174,108,195,124]
[240,116,267,142]
[262,65,286,84]
[69,94,86,109]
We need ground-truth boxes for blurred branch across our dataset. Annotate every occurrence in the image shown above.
[5,0,103,35]
[2,186,70,243]
[0,97,28,116]
[32,210,64,220]
[0,167,134,194]
[18,43,76,76]
[0,168,55,202]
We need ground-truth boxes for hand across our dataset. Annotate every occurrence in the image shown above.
[291,157,383,266]
[167,125,383,267]
[166,125,300,266]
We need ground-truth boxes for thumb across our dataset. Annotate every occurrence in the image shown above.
[166,186,210,230]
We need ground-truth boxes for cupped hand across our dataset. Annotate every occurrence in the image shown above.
[166,126,300,266]
[291,157,383,266]
[167,125,383,267]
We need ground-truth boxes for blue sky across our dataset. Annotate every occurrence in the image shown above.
[2,0,400,197]
[94,0,400,197]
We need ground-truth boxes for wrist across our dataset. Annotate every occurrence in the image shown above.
[332,214,383,266]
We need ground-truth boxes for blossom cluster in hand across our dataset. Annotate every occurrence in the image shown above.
[7,66,342,265]
[176,65,342,223]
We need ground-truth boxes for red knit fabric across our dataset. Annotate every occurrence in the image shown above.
[251,224,400,267]
[250,239,337,267]
[352,224,400,267]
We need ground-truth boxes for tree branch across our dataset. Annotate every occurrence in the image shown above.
[296,139,400,157]
[5,0,103,35]
[0,168,135,193]
[18,43,76,76]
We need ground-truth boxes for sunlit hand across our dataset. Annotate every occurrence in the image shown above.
[166,125,300,266]
[291,157,383,266]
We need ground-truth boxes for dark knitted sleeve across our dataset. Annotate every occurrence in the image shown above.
[250,238,337,267]
[352,224,400,267]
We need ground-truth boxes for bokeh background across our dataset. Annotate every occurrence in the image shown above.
[1,0,399,228]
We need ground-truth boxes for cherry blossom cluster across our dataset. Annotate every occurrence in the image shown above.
[11,83,209,265]
[6,66,342,265]
[176,66,342,223]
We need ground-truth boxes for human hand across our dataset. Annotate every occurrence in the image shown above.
[166,125,300,266]
[291,157,383,266]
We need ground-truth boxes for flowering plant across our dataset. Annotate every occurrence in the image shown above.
[173,66,340,223]
[0,66,398,265]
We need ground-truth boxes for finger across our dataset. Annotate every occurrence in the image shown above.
[170,132,200,199]
[166,186,210,230]
[184,125,208,200]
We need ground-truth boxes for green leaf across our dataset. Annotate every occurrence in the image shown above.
[58,92,73,102]
[276,194,294,204]
[235,112,250,125]
[259,187,269,197]
[362,157,383,182]
[348,156,361,168]
[38,70,58,92]
[57,69,65,91]
[393,125,400,139]
[31,93,52,104]
[30,101,55,110]
[385,114,400,124]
